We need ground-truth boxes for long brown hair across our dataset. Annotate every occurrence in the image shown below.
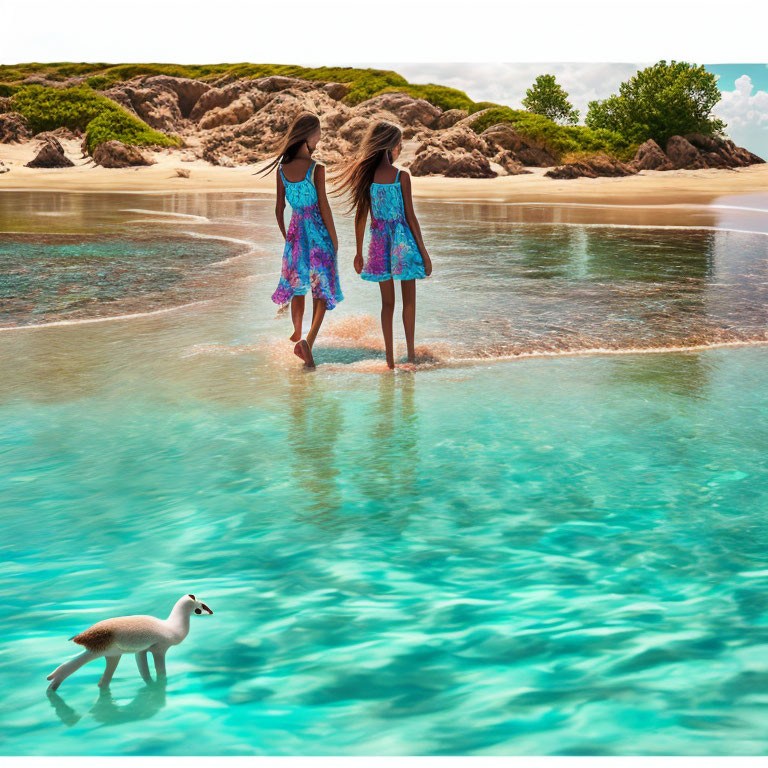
[332,120,403,213]
[259,111,321,176]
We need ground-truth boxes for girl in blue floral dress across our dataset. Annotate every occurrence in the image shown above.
[263,112,343,368]
[333,120,432,369]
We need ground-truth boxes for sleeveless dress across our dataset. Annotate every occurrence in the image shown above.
[271,160,343,310]
[362,170,426,282]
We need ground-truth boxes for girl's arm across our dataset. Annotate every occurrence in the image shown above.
[314,165,339,252]
[400,171,432,276]
[353,200,369,274]
[275,172,287,240]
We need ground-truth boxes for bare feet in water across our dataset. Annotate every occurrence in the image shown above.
[289,330,301,342]
[294,340,315,368]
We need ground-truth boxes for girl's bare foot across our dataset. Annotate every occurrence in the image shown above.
[290,330,301,342]
[386,354,395,370]
[294,340,315,368]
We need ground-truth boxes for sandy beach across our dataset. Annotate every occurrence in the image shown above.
[2,139,767,205]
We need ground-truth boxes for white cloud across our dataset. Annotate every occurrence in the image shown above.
[714,75,768,158]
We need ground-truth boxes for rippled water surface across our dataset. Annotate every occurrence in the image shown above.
[2,191,768,755]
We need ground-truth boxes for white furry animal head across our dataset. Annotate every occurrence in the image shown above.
[183,594,214,616]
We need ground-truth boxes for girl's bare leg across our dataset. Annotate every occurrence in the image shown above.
[290,295,305,342]
[401,280,416,362]
[306,298,327,350]
[379,280,396,369]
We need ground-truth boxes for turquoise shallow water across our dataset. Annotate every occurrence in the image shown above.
[1,192,768,755]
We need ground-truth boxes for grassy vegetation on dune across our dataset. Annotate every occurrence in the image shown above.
[470,106,637,161]
[0,62,411,105]
[10,85,181,152]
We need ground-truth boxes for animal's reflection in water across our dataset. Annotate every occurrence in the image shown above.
[47,678,167,727]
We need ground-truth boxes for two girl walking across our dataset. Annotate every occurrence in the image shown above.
[266,112,432,369]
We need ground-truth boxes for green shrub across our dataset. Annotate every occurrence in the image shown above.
[468,101,501,114]
[0,83,18,98]
[470,106,636,161]
[586,60,725,146]
[10,85,180,152]
[84,111,181,153]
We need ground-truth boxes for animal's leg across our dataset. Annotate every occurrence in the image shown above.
[47,650,100,691]
[98,655,121,688]
[136,650,152,683]
[152,648,167,677]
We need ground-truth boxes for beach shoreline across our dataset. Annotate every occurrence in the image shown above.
[1,141,767,205]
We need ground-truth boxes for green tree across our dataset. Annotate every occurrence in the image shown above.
[585,60,725,147]
[522,74,579,125]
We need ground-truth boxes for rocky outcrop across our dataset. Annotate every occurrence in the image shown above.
[250,76,312,94]
[140,76,211,116]
[0,112,32,143]
[199,95,256,130]
[105,84,183,132]
[479,123,558,167]
[545,154,637,179]
[629,139,674,171]
[491,150,532,175]
[665,135,709,170]
[0,161,9,174]
[189,83,269,122]
[664,134,764,170]
[434,109,469,129]
[411,147,496,178]
[25,137,75,168]
[322,82,349,101]
[708,138,764,167]
[34,127,82,141]
[92,140,154,168]
[415,125,489,157]
[199,87,351,165]
[683,133,720,153]
[354,92,442,129]
[626,134,764,173]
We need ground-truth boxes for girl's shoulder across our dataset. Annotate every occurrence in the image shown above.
[372,164,400,185]
[280,158,313,182]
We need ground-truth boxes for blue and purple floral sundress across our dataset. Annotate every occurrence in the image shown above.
[362,170,426,282]
[271,160,343,310]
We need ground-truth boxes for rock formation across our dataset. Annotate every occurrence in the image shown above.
[92,140,154,168]
[545,155,637,179]
[665,135,709,170]
[411,147,496,178]
[629,139,674,171]
[479,124,558,167]
[25,136,75,168]
[548,133,764,179]
[0,112,32,143]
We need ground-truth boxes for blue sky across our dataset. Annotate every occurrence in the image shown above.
[384,63,768,159]
[705,64,768,157]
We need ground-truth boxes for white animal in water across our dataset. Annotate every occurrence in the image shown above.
[46,594,213,691]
